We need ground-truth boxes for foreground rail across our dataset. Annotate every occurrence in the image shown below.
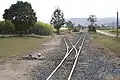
[46,32,86,80]
[68,33,86,80]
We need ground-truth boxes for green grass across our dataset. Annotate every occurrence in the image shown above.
[91,32,120,56]
[0,36,51,57]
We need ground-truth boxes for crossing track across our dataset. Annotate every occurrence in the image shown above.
[46,31,87,80]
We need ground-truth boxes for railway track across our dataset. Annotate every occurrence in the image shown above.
[46,31,87,80]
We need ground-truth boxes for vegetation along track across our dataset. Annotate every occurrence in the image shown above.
[46,31,87,80]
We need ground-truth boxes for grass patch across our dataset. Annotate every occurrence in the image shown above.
[100,29,120,35]
[0,36,51,57]
[91,32,120,56]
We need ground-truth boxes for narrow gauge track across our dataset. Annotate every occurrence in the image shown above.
[46,32,87,80]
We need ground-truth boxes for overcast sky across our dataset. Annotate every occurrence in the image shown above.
[0,0,120,22]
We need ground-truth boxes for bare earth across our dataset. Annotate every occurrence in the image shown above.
[0,33,120,80]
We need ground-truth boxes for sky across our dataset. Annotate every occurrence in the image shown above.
[0,0,120,23]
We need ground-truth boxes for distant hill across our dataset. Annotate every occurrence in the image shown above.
[67,17,118,26]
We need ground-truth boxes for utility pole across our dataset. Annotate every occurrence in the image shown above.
[116,11,119,38]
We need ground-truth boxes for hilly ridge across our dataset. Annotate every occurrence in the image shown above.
[67,17,118,26]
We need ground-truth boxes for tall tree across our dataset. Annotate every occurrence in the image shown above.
[3,1,37,35]
[50,7,65,34]
[87,15,97,31]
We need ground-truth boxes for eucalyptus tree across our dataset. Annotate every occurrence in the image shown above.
[50,7,65,34]
[87,15,97,31]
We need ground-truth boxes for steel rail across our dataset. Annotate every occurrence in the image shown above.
[63,36,69,56]
[68,33,86,80]
[46,33,85,80]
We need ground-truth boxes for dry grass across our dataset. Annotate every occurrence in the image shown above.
[0,36,51,57]
[91,32,120,56]
[100,29,120,35]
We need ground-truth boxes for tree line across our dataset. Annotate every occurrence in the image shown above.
[0,1,65,36]
[0,1,98,37]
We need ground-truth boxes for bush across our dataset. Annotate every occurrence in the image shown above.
[110,30,116,32]
[109,30,120,33]
[0,20,14,35]
[73,28,79,32]
[34,22,54,35]
[99,28,110,30]
[98,27,110,30]
[88,25,96,32]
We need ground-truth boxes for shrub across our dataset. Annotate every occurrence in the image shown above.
[110,30,120,33]
[0,20,14,35]
[73,28,79,32]
[110,30,116,32]
[34,22,54,35]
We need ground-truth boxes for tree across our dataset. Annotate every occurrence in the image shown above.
[87,15,97,31]
[77,24,82,30]
[94,23,99,29]
[77,24,81,27]
[3,1,37,35]
[65,21,75,33]
[50,7,65,34]
[0,20,14,37]
[101,24,105,28]
[66,21,74,29]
